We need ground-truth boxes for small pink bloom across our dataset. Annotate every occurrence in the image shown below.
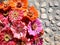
[0,13,9,26]
[8,10,24,22]
[27,18,43,36]
[11,21,27,39]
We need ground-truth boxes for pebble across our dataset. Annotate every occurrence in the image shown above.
[50,41,55,45]
[49,2,54,7]
[48,15,53,20]
[44,37,51,43]
[41,14,47,19]
[45,20,50,27]
[35,2,40,9]
[48,8,53,13]
[41,2,47,7]
[55,41,60,45]
[54,1,59,7]
[58,27,60,31]
[44,28,54,36]
[57,22,60,27]
[40,8,46,13]
[51,20,56,24]
[55,15,60,20]
[54,35,60,41]
[51,27,57,31]
[56,10,60,15]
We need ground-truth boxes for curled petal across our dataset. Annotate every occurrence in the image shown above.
[24,6,38,21]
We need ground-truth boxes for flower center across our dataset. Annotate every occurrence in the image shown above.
[27,11,33,17]
[3,12,8,16]
[12,11,19,19]
[16,2,22,8]
[17,25,24,33]
[32,23,37,30]
[4,34,11,41]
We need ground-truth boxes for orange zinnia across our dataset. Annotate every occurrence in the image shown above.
[0,3,3,9]
[9,0,28,10]
[2,1,10,11]
[24,6,38,21]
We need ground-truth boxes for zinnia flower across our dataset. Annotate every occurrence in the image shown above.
[0,3,3,9]
[27,18,43,36]
[2,0,10,11]
[1,26,13,41]
[24,6,38,21]
[8,10,24,22]
[9,0,28,10]
[0,14,9,30]
[11,21,27,39]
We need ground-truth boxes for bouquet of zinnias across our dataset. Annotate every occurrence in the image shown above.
[0,0,44,45]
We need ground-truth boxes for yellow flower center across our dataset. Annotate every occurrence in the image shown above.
[16,2,22,8]
[17,26,23,33]
[12,11,19,19]
[32,23,37,30]
[4,34,11,41]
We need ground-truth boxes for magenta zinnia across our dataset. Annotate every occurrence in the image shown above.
[27,18,43,36]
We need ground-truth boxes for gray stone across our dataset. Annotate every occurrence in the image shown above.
[44,28,54,36]
[55,15,60,20]
[54,1,59,7]
[56,10,60,15]
[41,14,47,19]
[51,24,54,27]
[45,20,50,27]
[44,37,51,43]
[58,27,60,31]
[51,27,57,31]
[48,15,53,21]
[51,20,56,24]
[55,41,60,45]
[49,2,54,7]
[57,22,60,27]
[35,1,40,9]
[48,8,53,13]
[54,34,60,41]
[50,41,55,45]
[41,2,47,7]
[40,8,46,13]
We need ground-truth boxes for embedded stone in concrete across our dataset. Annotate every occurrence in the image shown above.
[41,14,47,19]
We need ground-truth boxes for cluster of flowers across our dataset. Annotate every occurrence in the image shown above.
[0,0,44,45]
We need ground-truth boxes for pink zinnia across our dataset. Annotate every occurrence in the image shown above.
[0,13,9,26]
[27,18,43,36]
[8,10,24,22]
[11,21,27,39]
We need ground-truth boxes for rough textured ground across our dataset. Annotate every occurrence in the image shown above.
[28,0,60,45]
